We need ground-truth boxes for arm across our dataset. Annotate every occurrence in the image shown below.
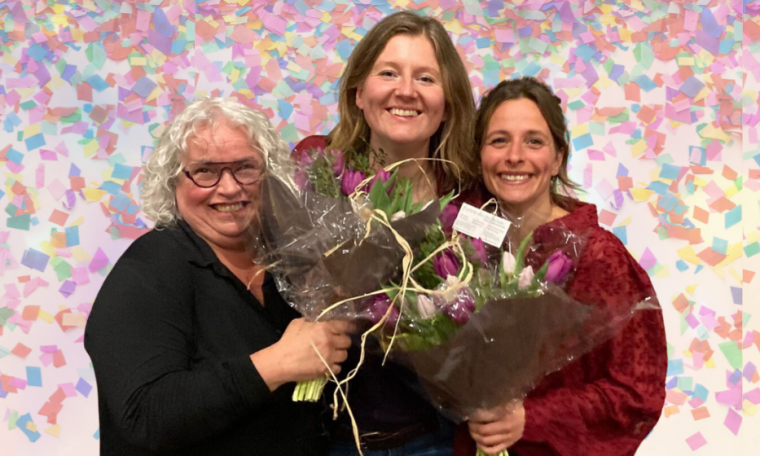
[520,231,667,455]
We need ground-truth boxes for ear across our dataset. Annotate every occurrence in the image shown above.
[355,86,364,111]
[551,148,564,178]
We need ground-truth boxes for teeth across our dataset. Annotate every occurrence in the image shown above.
[215,203,244,212]
[389,108,419,117]
[499,174,529,182]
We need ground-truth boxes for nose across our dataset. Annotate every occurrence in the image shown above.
[396,74,416,98]
[503,141,525,165]
[216,169,243,194]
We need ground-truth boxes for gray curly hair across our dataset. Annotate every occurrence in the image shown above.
[141,97,288,228]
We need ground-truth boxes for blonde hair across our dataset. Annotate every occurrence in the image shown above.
[327,11,477,192]
[141,97,288,227]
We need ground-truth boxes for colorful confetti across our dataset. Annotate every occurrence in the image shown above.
[0,1,758,454]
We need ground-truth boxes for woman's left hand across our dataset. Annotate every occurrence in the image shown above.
[468,401,525,455]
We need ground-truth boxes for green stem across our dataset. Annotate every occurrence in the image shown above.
[476,448,509,456]
[292,377,328,402]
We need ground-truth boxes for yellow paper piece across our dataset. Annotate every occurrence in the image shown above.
[44,424,61,438]
[68,216,84,227]
[728,267,742,284]
[617,216,632,227]
[725,184,739,198]
[39,241,57,257]
[744,400,759,417]
[682,349,693,357]
[686,284,698,294]
[71,246,92,262]
[655,265,670,279]
[747,232,760,244]
[24,124,42,138]
[711,266,725,279]
[700,124,732,142]
[571,123,589,137]
[26,421,37,432]
[631,140,648,157]
[677,246,702,266]
[705,356,716,369]
[630,187,654,202]
[82,188,107,202]
[82,139,100,158]
[62,313,87,327]
[38,309,54,324]
[678,57,695,66]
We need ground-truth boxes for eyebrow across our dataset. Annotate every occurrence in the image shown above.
[486,129,550,138]
[373,61,441,77]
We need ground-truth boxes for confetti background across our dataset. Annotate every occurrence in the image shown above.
[0,0,759,454]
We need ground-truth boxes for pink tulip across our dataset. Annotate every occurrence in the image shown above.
[518,266,534,290]
[341,169,366,196]
[469,237,488,265]
[545,250,573,284]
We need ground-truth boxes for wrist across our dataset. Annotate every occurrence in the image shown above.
[250,345,286,392]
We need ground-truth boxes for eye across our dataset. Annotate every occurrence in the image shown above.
[527,138,545,147]
[489,136,507,145]
[193,166,213,175]
[419,75,436,83]
[378,70,396,78]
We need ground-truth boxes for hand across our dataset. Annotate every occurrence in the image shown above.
[250,319,352,391]
[468,401,525,455]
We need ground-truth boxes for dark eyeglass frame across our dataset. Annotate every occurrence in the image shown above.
[182,160,264,188]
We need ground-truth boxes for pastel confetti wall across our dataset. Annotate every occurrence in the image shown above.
[1,0,758,454]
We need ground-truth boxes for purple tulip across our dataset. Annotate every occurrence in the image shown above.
[469,237,488,265]
[365,294,399,326]
[293,149,314,167]
[443,289,476,325]
[433,249,460,279]
[330,149,344,177]
[439,204,459,233]
[340,169,366,196]
[544,250,573,284]
[370,169,392,191]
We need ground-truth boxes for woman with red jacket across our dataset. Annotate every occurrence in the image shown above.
[455,77,667,456]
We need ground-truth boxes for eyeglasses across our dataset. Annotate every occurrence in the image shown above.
[183,160,264,188]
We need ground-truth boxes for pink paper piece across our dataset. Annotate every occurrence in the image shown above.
[724,408,741,436]
[639,248,657,270]
[88,248,110,273]
[715,387,742,408]
[58,382,78,398]
[685,432,707,451]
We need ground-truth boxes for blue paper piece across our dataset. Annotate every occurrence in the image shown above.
[111,163,133,180]
[132,76,158,98]
[659,163,680,179]
[336,39,353,60]
[616,163,629,177]
[21,248,50,272]
[612,226,627,245]
[728,368,742,385]
[278,99,293,119]
[65,226,80,247]
[667,359,684,377]
[25,133,46,151]
[712,237,728,254]
[110,193,131,212]
[725,205,741,228]
[680,76,705,98]
[26,366,42,387]
[572,133,593,150]
[69,163,81,177]
[26,43,48,62]
[676,259,689,271]
[647,181,669,195]
[6,147,24,164]
[658,193,679,212]
[634,74,658,92]
[731,286,742,305]
[100,181,121,195]
[16,414,41,442]
[86,74,110,92]
[694,384,709,402]
[574,44,596,62]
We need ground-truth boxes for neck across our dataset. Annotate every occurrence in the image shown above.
[370,138,436,203]
[500,197,565,244]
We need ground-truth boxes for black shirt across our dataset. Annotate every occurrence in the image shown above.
[84,221,327,455]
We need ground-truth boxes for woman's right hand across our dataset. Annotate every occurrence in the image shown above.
[250,319,352,391]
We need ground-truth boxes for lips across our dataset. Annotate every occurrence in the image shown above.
[498,173,531,182]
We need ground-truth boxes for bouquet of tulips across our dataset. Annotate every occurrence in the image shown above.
[252,146,646,456]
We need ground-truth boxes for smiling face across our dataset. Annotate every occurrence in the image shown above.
[175,121,262,252]
[355,34,446,160]
[480,98,563,217]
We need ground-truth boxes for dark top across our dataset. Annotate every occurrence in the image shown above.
[84,220,328,456]
[454,201,667,456]
[293,136,445,444]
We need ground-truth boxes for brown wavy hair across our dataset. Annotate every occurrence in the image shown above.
[474,77,582,206]
[327,11,477,192]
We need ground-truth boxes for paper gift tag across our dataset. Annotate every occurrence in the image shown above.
[452,203,511,247]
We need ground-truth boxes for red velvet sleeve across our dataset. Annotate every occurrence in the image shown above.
[515,229,667,456]
[291,135,327,157]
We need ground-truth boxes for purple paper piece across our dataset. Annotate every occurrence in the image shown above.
[580,64,598,86]
[728,369,743,386]
[611,189,624,210]
[63,189,76,210]
[89,248,110,273]
[75,378,93,397]
[680,76,705,98]
[724,408,741,436]
[745,362,757,382]
[132,76,158,98]
[40,345,58,353]
[33,64,51,87]
[666,376,678,389]
[21,249,50,272]
[148,29,172,56]
[685,313,699,329]
[730,286,742,305]
[59,280,76,298]
[152,7,176,38]
[696,29,720,54]
[700,7,723,38]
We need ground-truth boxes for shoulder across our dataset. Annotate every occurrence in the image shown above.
[293,135,328,155]
[118,225,189,266]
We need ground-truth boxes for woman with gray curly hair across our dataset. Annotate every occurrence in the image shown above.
[85,97,351,456]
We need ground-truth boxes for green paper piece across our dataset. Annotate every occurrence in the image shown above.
[718,341,742,370]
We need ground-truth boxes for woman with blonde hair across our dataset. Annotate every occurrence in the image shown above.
[293,11,481,456]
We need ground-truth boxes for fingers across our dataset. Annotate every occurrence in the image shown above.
[325,320,356,334]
